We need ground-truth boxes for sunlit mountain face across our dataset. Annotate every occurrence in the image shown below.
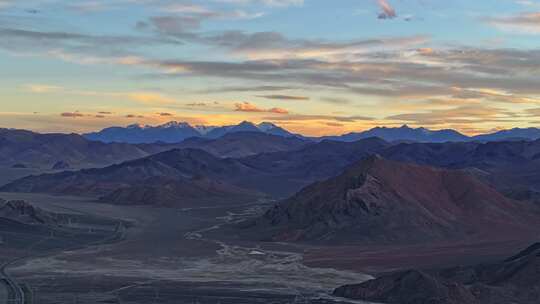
[1,0,540,136]
[2,2,540,304]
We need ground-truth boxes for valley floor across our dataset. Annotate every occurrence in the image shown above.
[0,192,535,303]
[0,192,371,304]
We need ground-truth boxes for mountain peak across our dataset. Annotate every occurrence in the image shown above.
[257,122,278,131]
[254,155,534,243]
[238,121,257,127]
[126,123,145,129]
[160,121,192,128]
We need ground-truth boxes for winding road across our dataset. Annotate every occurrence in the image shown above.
[0,256,26,304]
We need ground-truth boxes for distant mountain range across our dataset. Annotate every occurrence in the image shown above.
[83,121,540,144]
[320,125,469,143]
[322,125,540,143]
[83,121,299,144]
[0,128,308,170]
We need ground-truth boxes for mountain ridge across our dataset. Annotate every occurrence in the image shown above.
[83,121,301,144]
[81,122,540,144]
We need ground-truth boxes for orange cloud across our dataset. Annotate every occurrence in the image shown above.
[234,102,289,114]
[128,92,176,105]
[27,84,63,93]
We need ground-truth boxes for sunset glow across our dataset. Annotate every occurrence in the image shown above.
[1,0,540,135]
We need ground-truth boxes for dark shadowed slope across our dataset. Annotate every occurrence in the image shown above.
[1,138,391,199]
[382,139,540,169]
[381,139,540,197]
[252,155,540,244]
[239,137,389,179]
[235,137,390,197]
[100,176,262,207]
[0,128,149,169]
[334,242,540,304]
[472,127,540,142]
[0,148,257,196]
[335,270,477,304]
[138,132,308,158]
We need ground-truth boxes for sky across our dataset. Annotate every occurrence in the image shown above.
[1,0,540,136]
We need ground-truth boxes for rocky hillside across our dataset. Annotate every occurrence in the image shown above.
[139,131,308,158]
[0,148,257,196]
[252,155,540,243]
[0,128,149,169]
[334,242,540,304]
[100,176,263,207]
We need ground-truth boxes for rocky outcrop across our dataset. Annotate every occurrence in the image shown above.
[0,199,58,225]
[334,270,478,304]
[52,160,70,170]
[334,243,540,304]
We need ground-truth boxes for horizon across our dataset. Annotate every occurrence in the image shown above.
[4,119,538,138]
[2,0,540,136]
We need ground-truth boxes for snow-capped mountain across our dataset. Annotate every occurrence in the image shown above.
[84,122,201,144]
[84,121,299,144]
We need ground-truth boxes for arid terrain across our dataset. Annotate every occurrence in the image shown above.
[1,126,540,303]
[0,192,373,303]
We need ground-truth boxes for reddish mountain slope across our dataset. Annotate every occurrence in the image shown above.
[254,155,540,243]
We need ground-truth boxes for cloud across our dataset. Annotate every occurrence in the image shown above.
[234,102,288,114]
[485,12,540,34]
[257,94,309,100]
[386,105,518,125]
[98,111,112,114]
[142,11,428,60]
[377,0,397,20]
[26,84,63,93]
[216,0,304,7]
[326,122,345,127]
[66,1,110,13]
[126,114,145,118]
[0,25,180,63]
[201,85,295,93]
[139,46,540,109]
[321,97,351,105]
[186,102,209,106]
[158,112,173,116]
[266,114,373,122]
[0,0,14,9]
[128,92,176,105]
[61,112,85,118]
